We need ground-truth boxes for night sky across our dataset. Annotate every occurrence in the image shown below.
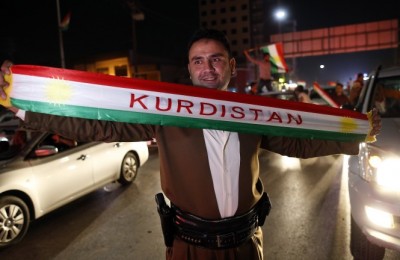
[273,0,399,32]
[265,0,400,85]
[0,0,199,66]
[0,0,399,85]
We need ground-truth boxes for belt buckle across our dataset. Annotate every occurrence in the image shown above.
[216,232,236,248]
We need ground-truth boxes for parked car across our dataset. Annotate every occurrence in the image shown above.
[343,65,400,259]
[259,90,296,101]
[0,129,149,248]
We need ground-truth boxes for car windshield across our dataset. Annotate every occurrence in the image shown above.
[372,76,400,118]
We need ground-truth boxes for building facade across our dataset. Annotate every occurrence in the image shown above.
[198,0,268,92]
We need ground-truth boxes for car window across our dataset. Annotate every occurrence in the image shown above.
[370,76,400,118]
[38,134,79,153]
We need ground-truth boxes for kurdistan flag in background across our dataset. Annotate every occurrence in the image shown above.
[59,11,71,31]
[260,43,289,74]
[313,82,340,108]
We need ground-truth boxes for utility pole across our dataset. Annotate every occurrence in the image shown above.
[125,0,144,77]
[291,20,297,82]
[56,0,66,68]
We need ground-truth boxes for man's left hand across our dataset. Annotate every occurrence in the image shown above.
[369,108,382,137]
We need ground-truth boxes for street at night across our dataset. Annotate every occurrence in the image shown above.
[0,1,399,259]
[1,147,399,260]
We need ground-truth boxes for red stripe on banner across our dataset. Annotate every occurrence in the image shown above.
[10,65,367,120]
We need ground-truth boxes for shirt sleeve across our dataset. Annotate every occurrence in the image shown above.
[15,109,26,120]
[22,111,155,143]
[260,135,360,158]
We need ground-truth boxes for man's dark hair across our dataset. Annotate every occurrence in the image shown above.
[187,29,232,58]
[295,85,305,92]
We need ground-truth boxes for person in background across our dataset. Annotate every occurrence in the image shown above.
[294,85,312,103]
[0,29,382,260]
[11,129,26,148]
[373,83,387,114]
[353,73,364,88]
[243,49,272,93]
[331,82,350,107]
[248,81,259,95]
[349,73,364,106]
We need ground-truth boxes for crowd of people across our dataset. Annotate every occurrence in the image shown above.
[323,75,364,107]
[245,73,364,110]
[297,77,363,107]
[242,48,364,108]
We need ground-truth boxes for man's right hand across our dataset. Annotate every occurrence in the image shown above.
[0,60,13,99]
[0,60,19,113]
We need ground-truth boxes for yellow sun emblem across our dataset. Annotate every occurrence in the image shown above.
[340,117,357,133]
[45,77,72,105]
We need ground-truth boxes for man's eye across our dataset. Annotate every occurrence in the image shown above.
[213,58,221,62]
[194,60,202,65]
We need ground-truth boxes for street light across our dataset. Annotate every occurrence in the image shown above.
[273,8,297,82]
[125,0,144,77]
[274,9,287,34]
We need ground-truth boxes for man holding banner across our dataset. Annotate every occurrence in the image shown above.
[0,29,381,260]
[244,49,273,92]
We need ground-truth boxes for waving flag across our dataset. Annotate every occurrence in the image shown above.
[59,11,71,31]
[260,43,289,74]
[313,82,340,108]
[2,65,376,143]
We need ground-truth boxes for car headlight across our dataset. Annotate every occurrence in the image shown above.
[365,206,395,228]
[371,157,400,189]
[362,145,400,190]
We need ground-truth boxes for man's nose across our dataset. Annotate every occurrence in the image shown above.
[205,60,215,71]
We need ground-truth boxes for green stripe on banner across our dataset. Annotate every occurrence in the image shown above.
[12,99,365,142]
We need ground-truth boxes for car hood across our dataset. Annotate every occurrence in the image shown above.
[373,117,400,154]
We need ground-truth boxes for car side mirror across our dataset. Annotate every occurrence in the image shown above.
[34,145,58,157]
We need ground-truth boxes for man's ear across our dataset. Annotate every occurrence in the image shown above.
[230,58,237,76]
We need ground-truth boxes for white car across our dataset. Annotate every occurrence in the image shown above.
[0,129,149,248]
[343,65,400,259]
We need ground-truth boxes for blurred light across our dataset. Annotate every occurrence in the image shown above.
[375,158,400,189]
[278,77,285,83]
[274,9,287,21]
[280,156,301,170]
[368,155,382,168]
[365,206,394,228]
[132,12,145,21]
[284,82,297,90]
[320,65,325,69]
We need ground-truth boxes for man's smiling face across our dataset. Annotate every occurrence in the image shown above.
[187,39,236,91]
